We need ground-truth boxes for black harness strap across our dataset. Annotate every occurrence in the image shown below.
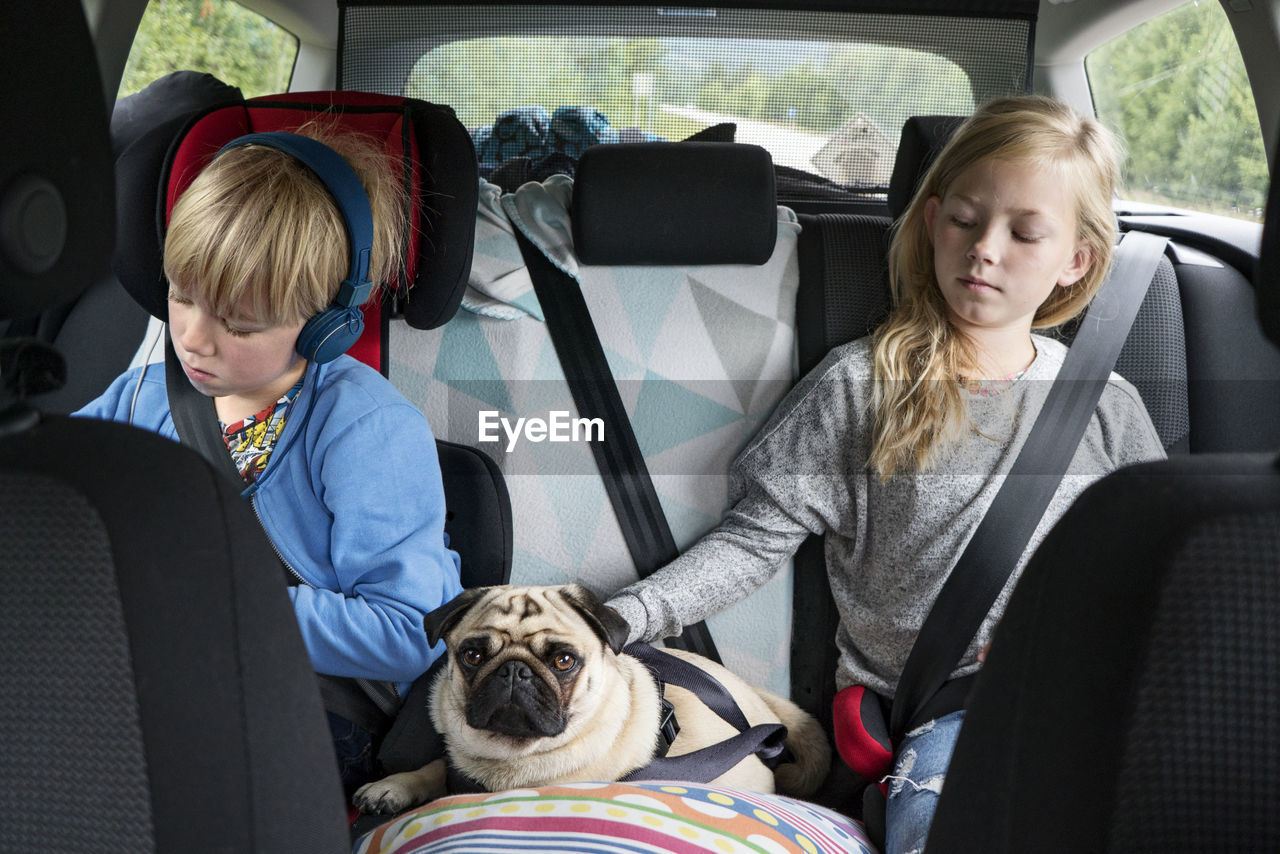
[889,231,1171,740]
[511,226,721,664]
[622,643,787,781]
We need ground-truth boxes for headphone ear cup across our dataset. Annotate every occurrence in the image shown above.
[296,305,365,364]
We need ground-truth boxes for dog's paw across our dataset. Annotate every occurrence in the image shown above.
[352,778,415,815]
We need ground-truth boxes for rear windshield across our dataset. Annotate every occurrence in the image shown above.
[343,6,1034,192]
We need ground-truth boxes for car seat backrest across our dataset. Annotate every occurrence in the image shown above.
[0,4,349,850]
[114,90,479,374]
[391,141,801,694]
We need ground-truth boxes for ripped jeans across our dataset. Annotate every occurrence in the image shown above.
[883,710,965,854]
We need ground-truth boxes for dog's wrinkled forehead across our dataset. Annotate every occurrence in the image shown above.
[425,583,631,655]
[464,588,587,644]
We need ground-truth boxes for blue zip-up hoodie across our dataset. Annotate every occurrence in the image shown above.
[76,354,463,691]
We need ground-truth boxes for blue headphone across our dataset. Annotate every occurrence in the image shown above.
[214,131,374,364]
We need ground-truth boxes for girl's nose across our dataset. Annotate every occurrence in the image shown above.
[967,225,1000,265]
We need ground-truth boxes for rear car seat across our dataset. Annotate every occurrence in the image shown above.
[926,112,1280,854]
[390,141,802,694]
[787,111,1277,812]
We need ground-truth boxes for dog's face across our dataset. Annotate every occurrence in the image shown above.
[425,584,631,757]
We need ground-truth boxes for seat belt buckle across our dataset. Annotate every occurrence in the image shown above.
[657,694,680,757]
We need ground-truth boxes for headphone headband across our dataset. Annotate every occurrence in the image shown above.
[216,132,373,300]
[214,131,374,362]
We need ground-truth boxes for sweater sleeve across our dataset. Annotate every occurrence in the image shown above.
[608,480,818,644]
[608,343,869,644]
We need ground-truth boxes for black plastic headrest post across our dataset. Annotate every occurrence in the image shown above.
[572,143,776,266]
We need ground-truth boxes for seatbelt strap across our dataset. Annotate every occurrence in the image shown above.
[164,333,244,485]
[511,227,721,664]
[889,230,1170,740]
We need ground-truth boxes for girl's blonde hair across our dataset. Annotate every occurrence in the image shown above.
[163,120,408,327]
[870,95,1121,479]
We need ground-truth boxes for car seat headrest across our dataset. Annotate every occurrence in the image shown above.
[887,115,965,220]
[110,71,244,160]
[0,1,113,321]
[114,90,477,338]
[571,142,777,266]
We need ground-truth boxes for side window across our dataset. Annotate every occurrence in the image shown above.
[119,0,298,99]
[1087,0,1267,221]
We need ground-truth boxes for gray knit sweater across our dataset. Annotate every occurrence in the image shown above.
[607,334,1166,698]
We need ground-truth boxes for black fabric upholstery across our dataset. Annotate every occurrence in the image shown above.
[1177,261,1280,452]
[886,115,964,219]
[438,439,513,589]
[23,73,244,414]
[0,473,154,850]
[572,143,777,266]
[0,418,350,851]
[0,2,112,319]
[927,454,1280,853]
[795,212,893,376]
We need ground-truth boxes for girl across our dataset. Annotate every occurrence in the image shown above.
[77,125,463,793]
[606,95,1166,852]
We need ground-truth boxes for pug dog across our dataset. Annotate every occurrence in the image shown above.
[353,584,830,815]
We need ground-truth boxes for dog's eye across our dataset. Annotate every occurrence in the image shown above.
[460,648,485,668]
[552,652,577,672]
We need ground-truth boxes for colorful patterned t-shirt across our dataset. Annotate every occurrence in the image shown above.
[221,381,304,485]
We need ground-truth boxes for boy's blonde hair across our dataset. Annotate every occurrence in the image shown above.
[870,95,1121,479]
[163,120,408,327]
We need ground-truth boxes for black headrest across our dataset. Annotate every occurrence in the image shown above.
[0,1,113,320]
[572,142,777,266]
[887,115,965,220]
[110,72,244,159]
[1258,136,1280,348]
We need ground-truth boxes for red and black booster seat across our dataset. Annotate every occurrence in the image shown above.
[113,89,479,374]
[113,88,511,592]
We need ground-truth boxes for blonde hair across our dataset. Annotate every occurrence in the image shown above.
[869,95,1121,479]
[163,120,408,327]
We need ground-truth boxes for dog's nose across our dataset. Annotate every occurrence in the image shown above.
[496,660,533,683]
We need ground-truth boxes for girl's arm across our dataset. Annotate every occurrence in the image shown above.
[607,480,818,644]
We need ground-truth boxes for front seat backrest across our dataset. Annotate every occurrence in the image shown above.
[0,3,349,850]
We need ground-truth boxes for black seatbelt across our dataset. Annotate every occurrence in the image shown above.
[889,230,1171,740]
[164,333,244,485]
[511,226,721,664]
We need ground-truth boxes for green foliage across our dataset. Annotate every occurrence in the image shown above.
[1088,0,1267,220]
[118,0,297,100]
[407,34,976,159]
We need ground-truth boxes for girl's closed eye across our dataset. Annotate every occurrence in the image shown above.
[167,287,192,305]
[949,215,975,229]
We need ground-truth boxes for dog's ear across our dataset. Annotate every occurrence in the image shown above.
[562,585,630,655]
[425,588,489,647]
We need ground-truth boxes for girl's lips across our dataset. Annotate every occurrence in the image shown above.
[961,276,998,292]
